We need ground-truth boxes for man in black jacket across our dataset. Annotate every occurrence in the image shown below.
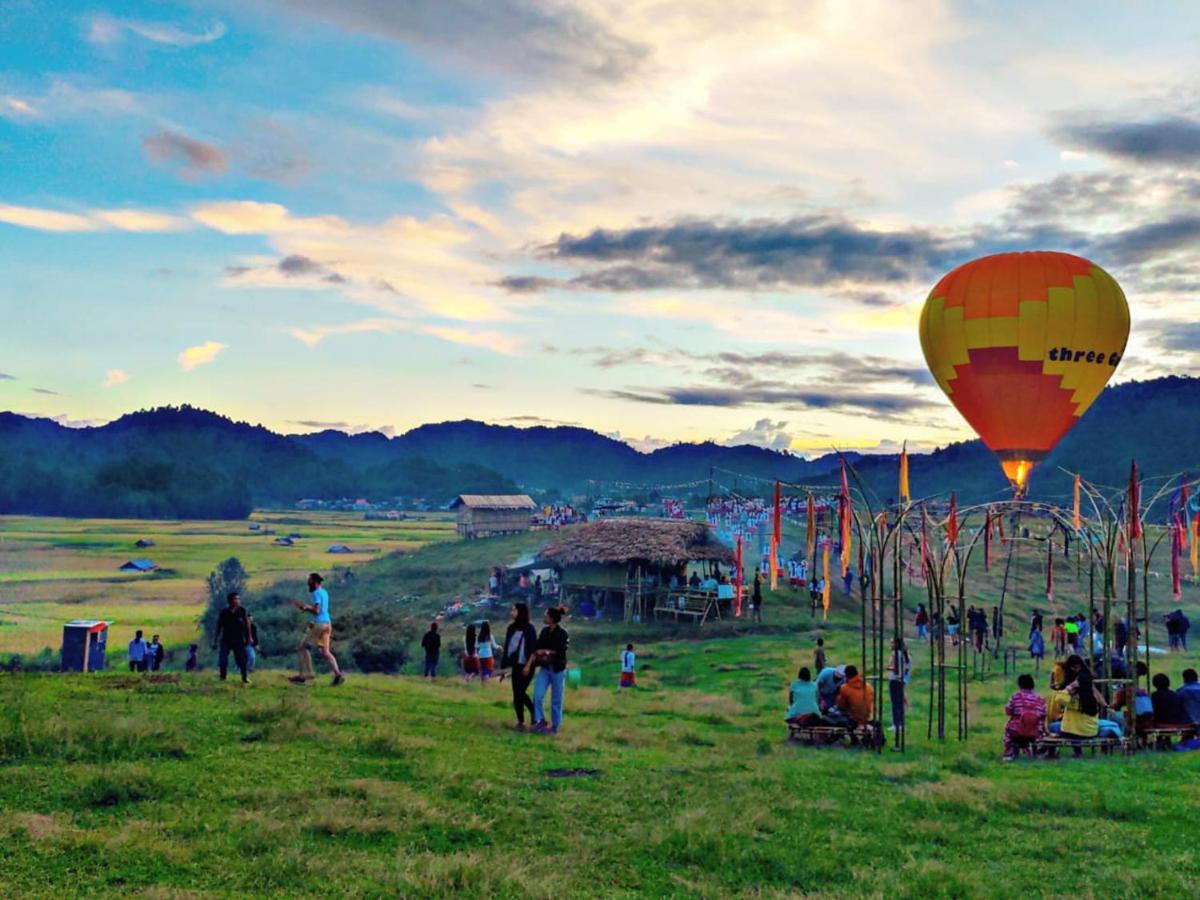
[212,592,251,684]
[421,622,441,678]
[529,606,570,734]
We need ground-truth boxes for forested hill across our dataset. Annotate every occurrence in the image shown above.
[2,375,1199,518]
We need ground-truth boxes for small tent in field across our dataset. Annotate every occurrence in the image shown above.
[120,559,158,572]
[135,539,156,549]
[274,537,295,546]
[327,544,352,554]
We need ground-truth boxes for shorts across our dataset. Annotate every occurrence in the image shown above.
[480,657,495,674]
[304,623,332,650]
[620,671,636,688]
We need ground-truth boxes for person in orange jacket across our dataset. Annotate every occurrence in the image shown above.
[835,664,874,726]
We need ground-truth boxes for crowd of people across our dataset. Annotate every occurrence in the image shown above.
[1001,654,1200,758]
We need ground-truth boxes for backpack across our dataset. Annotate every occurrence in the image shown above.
[1014,706,1042,740]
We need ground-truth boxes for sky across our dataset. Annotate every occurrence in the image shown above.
[3,1,1200,455]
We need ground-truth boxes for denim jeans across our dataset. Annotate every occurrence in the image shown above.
[424,653,439,677]
[916,624,929,640]
[245,645,257,673]
[533,667,566,730]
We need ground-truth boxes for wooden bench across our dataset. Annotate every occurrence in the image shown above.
[786,721,882,749]
[1031,735,1132,758]
[653,590,720,625]
[1138,727,1196,751]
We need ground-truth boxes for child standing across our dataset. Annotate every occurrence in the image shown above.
[620,643,636,689]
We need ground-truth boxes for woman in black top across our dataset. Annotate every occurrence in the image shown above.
[528,607,570,734]
[500,603,538,730]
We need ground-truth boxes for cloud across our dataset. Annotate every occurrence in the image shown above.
[583,384,933,416]
[276,0,646,84]
[0,205,99,232]
[103,369,129,388]
[494,275,558,294]
[500,415,583,426]
[32,388,60,396]
[88,15,227,47]
[143,130,227,180]
[177,342,226,371]
[287,419,348,430]
[534,215,974,293]
[0,95,38,120]
[1054,115,1200,165]
[724,418,793,451]
[286,320,402,348]
[0,203,188,233]
[1141,319,1200,354]
[0,372,14,381]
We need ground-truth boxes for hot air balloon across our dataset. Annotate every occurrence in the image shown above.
[919,251,1129,495]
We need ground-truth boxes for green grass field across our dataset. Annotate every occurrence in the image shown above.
[0,512,455,656]
[1,516,1199,896]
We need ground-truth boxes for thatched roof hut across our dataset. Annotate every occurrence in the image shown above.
[539,518,735,568]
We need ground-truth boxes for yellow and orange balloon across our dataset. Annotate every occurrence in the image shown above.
[919,251,1130,494]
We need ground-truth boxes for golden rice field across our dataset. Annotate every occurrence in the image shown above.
[0,512,456,655]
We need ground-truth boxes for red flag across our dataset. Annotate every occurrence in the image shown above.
[984,508,992,571]
[1172,517,1183,600]
[920,507,930,574]
[805,493,816,568]
[839,461,852,578]
[1128,460,1142,540]
[1181,479,1190,551]
[1046,532,1054,602]
[773,481,782,548]
[998,511,1005,546]
[946,492,959,546]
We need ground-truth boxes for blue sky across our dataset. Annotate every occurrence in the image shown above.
[3,1,1200,452]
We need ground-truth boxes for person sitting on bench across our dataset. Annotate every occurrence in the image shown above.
[815,664,843,712]
[829,664,873,729]
[1003,674,1046,760]
[1150,673,1191,729]
[786,667,823,726]
[1111,661,1154,735]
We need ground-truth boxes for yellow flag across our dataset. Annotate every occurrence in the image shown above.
[1191,515,1199,577]
[822,543,831,619]
[899,442,910,505]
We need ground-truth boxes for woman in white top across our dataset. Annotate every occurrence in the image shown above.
[476,621,500,683]
[619,643,636,689]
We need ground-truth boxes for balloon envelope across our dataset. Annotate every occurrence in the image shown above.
[919,251,1129,493]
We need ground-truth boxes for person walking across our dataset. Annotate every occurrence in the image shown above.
[886,638,910,748]
[477,621,499,684]
[462,623,479,681]
[213,591,251,684]
[127,630,149,673]
[914,604,929,640]
[421,621,441,678]
[619,643,636,689]
[245,615,260,674]
[501,602,538,730]
[147,634,164,672]
[752,570,763,623]
[529,607,570,735]
[814,637,827,673]
[288,572,345,686]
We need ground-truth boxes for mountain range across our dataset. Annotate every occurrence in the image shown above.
[2,374,1198,518]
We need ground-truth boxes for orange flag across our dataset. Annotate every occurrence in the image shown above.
[946,492,959,546]
[821,542,831,619]
[805,493,816,567]
[899,442,910,505]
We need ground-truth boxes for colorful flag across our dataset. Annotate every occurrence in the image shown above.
[1045,533,1054,602]
[1193,513,1200,579]
[839,461,852,578]
[773,480,782,548]
[1128,460,1141,540]
[769,533,778,591]
[946,492,959,546]
[1172,517,1183,600]
[805,493,816,568]
[821,542,831,619]
[899,442,910,505]
[984,508,992,571]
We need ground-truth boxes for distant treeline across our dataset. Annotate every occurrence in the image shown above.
[4,374,1200,519]
[0,407,516,519]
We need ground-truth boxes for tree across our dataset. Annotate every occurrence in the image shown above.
[201,558,248,642]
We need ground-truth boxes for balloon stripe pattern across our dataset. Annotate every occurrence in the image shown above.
[919,251,1130,492]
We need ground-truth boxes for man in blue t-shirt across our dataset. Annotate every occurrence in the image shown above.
[127,630,149,673]
[289,572,345,686]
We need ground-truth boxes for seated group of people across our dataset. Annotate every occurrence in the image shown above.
[786,664,874,731]
[1003,656,1200,759]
